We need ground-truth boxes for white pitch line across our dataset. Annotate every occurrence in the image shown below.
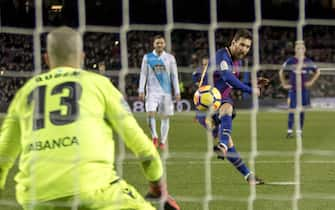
[179,160,335,164]
[257,160,335,164]
[266,181,298,185]
[122,159,335,165]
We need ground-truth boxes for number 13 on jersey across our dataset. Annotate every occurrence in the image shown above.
[27,81,82,130]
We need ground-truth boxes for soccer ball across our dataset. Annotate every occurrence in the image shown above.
[193,85,222,111]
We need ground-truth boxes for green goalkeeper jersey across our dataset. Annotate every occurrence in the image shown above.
[0,67,162,204]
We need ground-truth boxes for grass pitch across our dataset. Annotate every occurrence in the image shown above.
[1,110,335,210]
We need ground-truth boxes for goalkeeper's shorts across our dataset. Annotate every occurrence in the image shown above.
[22,179,156,210]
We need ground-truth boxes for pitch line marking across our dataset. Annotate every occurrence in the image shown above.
[266,181,298,185]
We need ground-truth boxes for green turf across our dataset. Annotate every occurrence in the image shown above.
[1,111,335,210]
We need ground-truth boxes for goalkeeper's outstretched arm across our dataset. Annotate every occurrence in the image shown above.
[103,77,163,179]
[0,91,22,190]
[103,78,180,209]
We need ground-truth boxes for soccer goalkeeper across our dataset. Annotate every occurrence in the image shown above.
[0,26,179,210]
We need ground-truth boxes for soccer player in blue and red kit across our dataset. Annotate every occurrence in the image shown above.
[279,41,320,138]
[193,29,264,185]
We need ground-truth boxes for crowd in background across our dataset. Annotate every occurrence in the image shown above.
[0,34,33,72]
[1,26,335,105]
[84,32,121,70]
[0,77,27,104]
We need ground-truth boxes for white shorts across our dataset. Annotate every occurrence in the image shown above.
[145,94,174,116]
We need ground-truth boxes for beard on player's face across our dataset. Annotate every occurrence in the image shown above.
[237,50,248,59]
[231,38,251,59]
[232,46,248,59]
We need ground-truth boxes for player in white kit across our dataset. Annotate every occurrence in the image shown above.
[138,35,180,150]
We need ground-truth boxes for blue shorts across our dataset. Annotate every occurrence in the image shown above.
[288,90,310,108]
[221,97,236,119]
[222,97,234,106]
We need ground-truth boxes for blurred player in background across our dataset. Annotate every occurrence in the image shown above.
[193,29,264,185]
[138,35,181,150]
[0,27,179,210]
[192,56,209,87]
[279,41,320,138]
[192,56,219,136]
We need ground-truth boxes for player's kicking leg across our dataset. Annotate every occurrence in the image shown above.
[218,102,264,185]
[245,173,265,185]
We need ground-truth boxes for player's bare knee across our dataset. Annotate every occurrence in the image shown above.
[219,103,233,116]
[228,137,234,148]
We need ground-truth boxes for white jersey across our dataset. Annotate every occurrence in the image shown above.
[138,50,180,97]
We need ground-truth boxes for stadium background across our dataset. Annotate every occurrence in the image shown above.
[0,0,335,112]
[1,0,335,210]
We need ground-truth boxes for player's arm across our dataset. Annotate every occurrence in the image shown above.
[0,92,22,190]
[145,178,180,210]
[138,55,148,101]
[305,61,320,88]
[170,56,181,101]
[279,68,289,88]
[218,60,253,94]
[305,68,320,87]
[103,81,180,209]
[222,70,253,93]
[279,61,292,89]
[103,80,162,181]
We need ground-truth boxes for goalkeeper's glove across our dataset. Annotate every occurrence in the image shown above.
[145,180,180,210]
